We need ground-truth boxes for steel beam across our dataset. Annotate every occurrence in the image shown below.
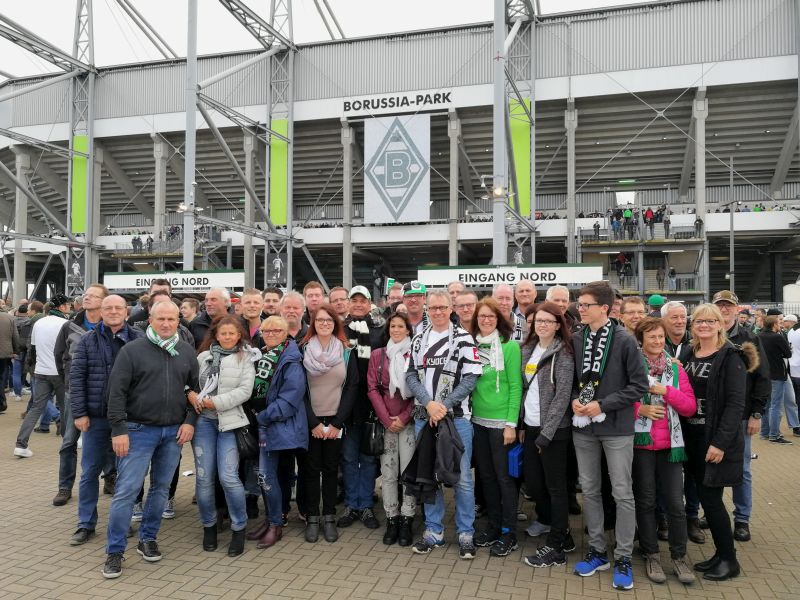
[491,0,508,265]
[300,243,330,292]
[116,0,179,59]
[198,46,281,90]
[342,121,354,288]
[565,101,577,263]
[183,0,198,270]
[29,253,54,299]
[0,21,92,72]
[0,69,82,104]
[197,93,289,143]
[769,103,799,197]
[97,142,155,219]
[164,148,211,210]
[153,136,168,239]
[217,0,296,50]
[448,112,460,266]
[0,127,85,160]
[243,132,256,287]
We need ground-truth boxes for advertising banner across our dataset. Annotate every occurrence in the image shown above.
[417,264,604,287]
[104,270,245,292]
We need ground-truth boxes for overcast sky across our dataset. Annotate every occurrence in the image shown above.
[1,0,651,78]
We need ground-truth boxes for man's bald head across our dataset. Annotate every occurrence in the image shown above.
[101,295,128,331]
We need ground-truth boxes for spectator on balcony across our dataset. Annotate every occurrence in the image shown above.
[611,217,622,241]
[662,211,671,239]
[694,217,703,238]
[593,221,601,240]
[644,208,655,240]
[656,265,666,290]
[667,267,677,292]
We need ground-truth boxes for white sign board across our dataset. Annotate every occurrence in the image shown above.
[417,265,604,287]
[343,90,453,117]
[364,115,430,224]
[104,271,246,292]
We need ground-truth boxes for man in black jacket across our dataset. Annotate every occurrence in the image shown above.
[711,290,770,543]
[187,287,230,348]
[102,301,198,579]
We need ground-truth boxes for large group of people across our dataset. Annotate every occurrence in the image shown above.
[3,277,798,591]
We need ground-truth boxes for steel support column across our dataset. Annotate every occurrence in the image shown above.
[448,111,460,266]
[183,0,198,270]
[693,96,709,298]
[153,136,168,241]
[342,121,354,288]
[243,132,257,287]
[491,0,507,265]
[565,102,577,264]
[12,150,30,303]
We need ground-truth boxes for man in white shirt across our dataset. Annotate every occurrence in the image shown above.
[14,293,72,458]
[786,315,800,421]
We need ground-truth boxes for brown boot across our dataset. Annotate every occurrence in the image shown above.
[257,525,283,549]
[246,520,269,541]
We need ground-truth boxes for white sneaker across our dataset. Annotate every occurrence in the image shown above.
[525,520,551,537]
[12,394,21,401]
[13,447,33,458]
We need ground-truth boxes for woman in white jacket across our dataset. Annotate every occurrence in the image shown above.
[192,315,259,557]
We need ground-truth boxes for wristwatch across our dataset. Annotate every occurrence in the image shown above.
[751,412,762,420]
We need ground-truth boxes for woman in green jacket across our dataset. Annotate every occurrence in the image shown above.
[469,297,522,557]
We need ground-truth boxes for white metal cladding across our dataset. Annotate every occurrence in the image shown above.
[7,78,72,127]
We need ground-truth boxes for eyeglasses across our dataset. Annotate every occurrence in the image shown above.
[478,314,498,321]
[622,310,646,316]
[315,318,334,325]
[534,319,558,326]
[694,319,719,326]
[428,305,449,313]
[454,302,476,310]
[576,302,601,310]
[261,329,286,336]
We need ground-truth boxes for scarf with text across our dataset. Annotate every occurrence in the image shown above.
[633,351,686,461]
[251,342,286,401]
[410,323,463,405]
[573,320,614,428]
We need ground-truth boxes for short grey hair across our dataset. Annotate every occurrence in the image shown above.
[280,291,305,309]
[427,289,451,306]
[207,287,231,306]
[546,285,570,300]
[493,283,514,296]
[661,301,687,317]
[447,281,465,292]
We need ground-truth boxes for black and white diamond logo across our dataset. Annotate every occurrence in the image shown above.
[365,118,429,221]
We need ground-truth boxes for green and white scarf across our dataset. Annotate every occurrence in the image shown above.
[146,324,180,357]
[573,320,614,428]
[476,330,505,392]
[252,342,286,400]
[633,351,687,462]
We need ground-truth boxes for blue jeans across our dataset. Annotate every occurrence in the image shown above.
[414,417,475,537]
[191,416,247,531]
[11,350,26,396]
[258,446,283,527]
[78,416,113,530]
[17,373,63,447]
[765,378,799,439]
[341,424,379,510]
[732,421,752,523]
[106,423,182,555]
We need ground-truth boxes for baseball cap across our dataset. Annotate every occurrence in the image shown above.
[739,308,751,316]
[766,308,783,316]
[712,290,739,305]
[50,293,71,307]
[402,280,427,296]
[648,294,666,308]
[784,314,798,323]
[348,285,371,300]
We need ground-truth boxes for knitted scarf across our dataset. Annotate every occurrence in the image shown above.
[410,323,462,404]
[385,337,412,399]
[347,315,376,362]
[303,336,344,377]
[146,324,180,357]
[573,320,614,428]
[633,351,687,462]
[251,342,286,401]
[475,330,505,392]
[201,343,239,392]
[49,308,67,318]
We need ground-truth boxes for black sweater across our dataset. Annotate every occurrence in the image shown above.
[758,330,792,380]
[107,337,199,437]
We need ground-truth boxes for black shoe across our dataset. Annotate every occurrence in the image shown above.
[474,504,487,518]
[383,517,399,545]
[474,529,500,547]
[562,530,576,553]
[397,516,413,547]
[459,538,477,560]
[281,513,289,527]
[693,554,720,572]
[793,427,800,437]
[136,540,162,562]
[657,514,669,541]
[770,435,793,445]
[33,427,50,433]
[697,516,709,529]
[703,558,740,581]
[360,508,380,529]
[70,528,95,546]
[524,545,566,568]
[489,533,518,557]
[305,516,320,543]
[203,526,218,551]
[246,495,259,519]
[687,518,706,544]
[733,522,751,542]
[323,515,338,543]
[227,529,246,557]
[102,472,116,496]
[102,553,125,579]
[337,507,359,528]
[53,488,72,506]
[568,494,582,515]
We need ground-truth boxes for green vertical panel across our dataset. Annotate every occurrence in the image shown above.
[269,120,289,226]
[509,98,531,217]
[71,135,88,233]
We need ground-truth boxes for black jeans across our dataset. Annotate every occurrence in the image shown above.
[305,418,343,517]
[632,449,688,558]
[524,425,570,550]
[278,448,307,515]
[684,427,736,560]
[473,423,518,533]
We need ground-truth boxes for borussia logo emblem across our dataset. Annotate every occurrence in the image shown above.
[365,118,429,221]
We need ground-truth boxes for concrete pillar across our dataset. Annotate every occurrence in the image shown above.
[448,112,461,266]
[693,97,709,297]
[153,137,168,243]
[341,121,353,289]
[243,133,257,288]
[565,102,578,264]
[88,147,103,283]
[12,148,30,303]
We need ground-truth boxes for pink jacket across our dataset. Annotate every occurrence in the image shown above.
[366,347,413,429]
[633,364,696,451]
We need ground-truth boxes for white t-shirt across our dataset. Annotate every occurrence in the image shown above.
[523,344,547,426]
[31,315,67,376]
[788,328,800,378]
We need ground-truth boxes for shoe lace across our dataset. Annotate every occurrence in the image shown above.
[615,558,632,575]
[108,553,124,568]
[362,508,374,518]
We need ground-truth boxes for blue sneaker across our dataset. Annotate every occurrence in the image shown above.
[574,547,610,577]
[411,529,445,554]
[613,557,634,590]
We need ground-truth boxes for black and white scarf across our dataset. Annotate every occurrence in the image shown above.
[573,320,614,428]
[346,314,379,362]
[410,324,462,405]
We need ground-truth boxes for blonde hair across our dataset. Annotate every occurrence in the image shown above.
[262,315,288,332]
[689,303,727,352]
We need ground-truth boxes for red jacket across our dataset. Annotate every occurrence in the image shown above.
[633,363,696,451]
[366,347,413,428]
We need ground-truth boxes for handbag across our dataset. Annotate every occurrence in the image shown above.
[235,425,259,461]
[360,348,387,456]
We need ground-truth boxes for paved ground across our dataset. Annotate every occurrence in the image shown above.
[1,402,799,600]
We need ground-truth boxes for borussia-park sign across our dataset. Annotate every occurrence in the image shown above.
[103,270,245,292]
[343,90,453,116]
[417,264,604,287]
